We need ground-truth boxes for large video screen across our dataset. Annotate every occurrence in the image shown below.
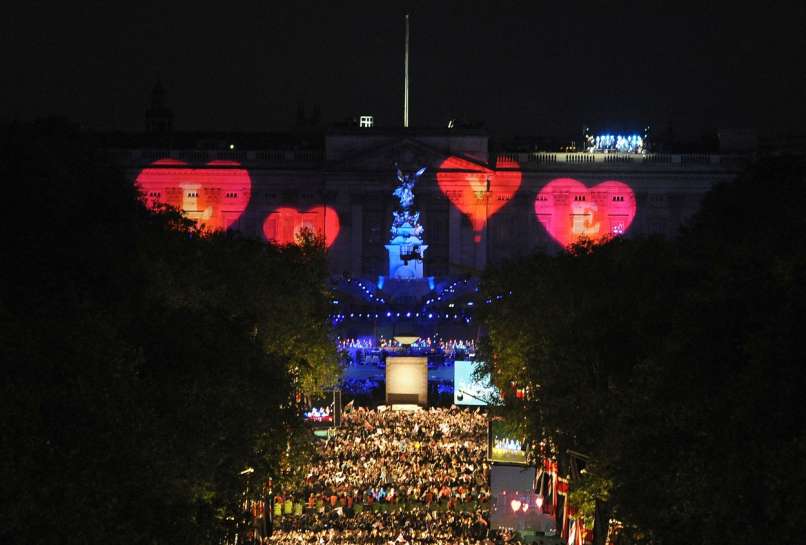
[490,420,529,464]
[304,391,340,428]
[454,360,496,406]
[490,465,556,537]
[490,465,540,531]
[386,356,428,405]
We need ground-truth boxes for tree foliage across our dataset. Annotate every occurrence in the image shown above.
[0,120,338,544]
[479,156,806,545]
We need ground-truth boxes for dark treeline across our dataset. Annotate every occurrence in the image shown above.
[480,156,806,545]
[0,120,339,544]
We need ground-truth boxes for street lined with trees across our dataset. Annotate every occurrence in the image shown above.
[0,120,339,544]
[479,156,806,545]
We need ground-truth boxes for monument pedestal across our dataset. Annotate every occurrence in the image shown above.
[388,167,428,280]
[385,243,428,280]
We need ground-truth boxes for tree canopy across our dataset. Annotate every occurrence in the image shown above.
[0,120,339,544]
[479,156,806,545]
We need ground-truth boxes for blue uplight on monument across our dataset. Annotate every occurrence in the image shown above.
[386,166,428,279]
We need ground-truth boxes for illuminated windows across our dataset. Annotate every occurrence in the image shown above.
[359,115,374,128]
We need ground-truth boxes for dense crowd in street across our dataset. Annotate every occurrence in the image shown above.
[268,407,509,545]
[268,508,520,545]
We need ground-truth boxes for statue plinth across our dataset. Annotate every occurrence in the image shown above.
[388,166,427,280]
[386,242,428,280]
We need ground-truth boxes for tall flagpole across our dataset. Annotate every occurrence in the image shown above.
[403,13,410,128]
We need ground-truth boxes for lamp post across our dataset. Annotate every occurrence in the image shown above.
[238,467,255,544]
[264,477,273,539]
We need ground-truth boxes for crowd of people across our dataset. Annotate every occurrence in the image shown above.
[268,507,521,545]
[267,407,512,545]
[437,338,476,355]
[337,336,476,352]
[337,337,374,350]
[378,337,476,354]
[338,337,478,367]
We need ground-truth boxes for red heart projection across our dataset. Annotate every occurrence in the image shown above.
[535,178,636,247]
[262,206,340,248]
[436,156,522,243]
[135,158,252,231]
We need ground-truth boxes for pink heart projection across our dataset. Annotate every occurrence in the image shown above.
[510,499,522,513]
[535,178,636,247]
[436,156,522,243]
[262,206,340,248]
[135,158,252,231]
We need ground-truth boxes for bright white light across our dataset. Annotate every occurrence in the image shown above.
[588,133,644,154]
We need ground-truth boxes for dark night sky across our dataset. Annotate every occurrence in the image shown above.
[3,0,805,138]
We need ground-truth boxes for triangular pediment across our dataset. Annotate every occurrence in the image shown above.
[327,138,489,173]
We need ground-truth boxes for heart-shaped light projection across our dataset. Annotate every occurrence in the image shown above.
[262,206,340,248]
[535,178,636,247]
[436,156,522,243]
[135,158,252,231]
[510,499,522,512]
